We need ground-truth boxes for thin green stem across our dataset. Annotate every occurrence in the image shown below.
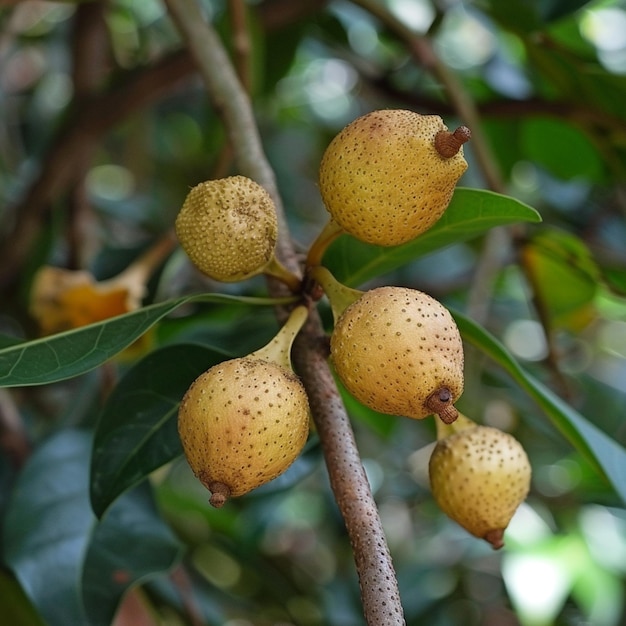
[263,255,302,294]
[305,218,344,269]
[307,265,363,323]
[250,305,309,370]
[434,412,477,441]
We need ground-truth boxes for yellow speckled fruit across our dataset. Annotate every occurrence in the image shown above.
[318,109,469,246]
[330,286,464,423]
[178,357,310,507]
[175,176,277,282]
[429,425,531,549]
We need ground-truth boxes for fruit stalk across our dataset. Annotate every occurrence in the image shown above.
[434,411,476,440]
[249,304,309,370]
[305,218,344,268]
[307,265,363,323]
[262,255,302,293]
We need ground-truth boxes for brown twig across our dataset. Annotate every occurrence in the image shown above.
[163,0,405,623]
[228,0,253,94]
[362,70,626,134]
[67,1,110,270]
[0,389,30,469]
[207,0,253,186]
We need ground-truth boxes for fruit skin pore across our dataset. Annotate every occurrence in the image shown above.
[330,286,464,420]
[429,425,531,549]
[318,109,468,246]
[175,175,278,282]
[178,357,310,506]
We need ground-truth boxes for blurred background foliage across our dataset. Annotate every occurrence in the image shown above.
[1,0,626,625]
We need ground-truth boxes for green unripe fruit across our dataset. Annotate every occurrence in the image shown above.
[330,286,464,423]
[429,423,531,549]
[178,357,310,507]
[318,109,470,247]
[175,176,278,282]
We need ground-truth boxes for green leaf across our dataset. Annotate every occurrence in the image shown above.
[521,227,600,329]
[82,482,182,626]
[601,267,626,297]
[0,293,294,388]
[522,117,604,181]
[0,563,46,626]
[90,343,229,518]
[3,430,94,626]
[325,188,542,287]
[453,310,626,504]
[480,0,543,34]
[3,429,183,626]
[0,334,23,349]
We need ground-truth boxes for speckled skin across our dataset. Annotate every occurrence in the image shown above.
[429,426,531,548]
[178,358,310,498]
[319,110,467,246]
[175,176,278,281]
[330,286,464,419]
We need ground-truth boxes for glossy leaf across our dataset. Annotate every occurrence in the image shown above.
[324,188,542,287]
[453,310,626,504]
[0,293,294,388]
[81,482,182,626]
[3,429,183,626]
[90,343,229,518]
[4,430,95,626]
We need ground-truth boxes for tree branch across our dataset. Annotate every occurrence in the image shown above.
[163,0,405,623]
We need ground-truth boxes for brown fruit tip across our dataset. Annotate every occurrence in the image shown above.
[434,125,471,158]
[484,528,505,550]
[208,482,231,508]
[425,388,458,424]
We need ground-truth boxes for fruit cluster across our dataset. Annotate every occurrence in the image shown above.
[175,109,531,548]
